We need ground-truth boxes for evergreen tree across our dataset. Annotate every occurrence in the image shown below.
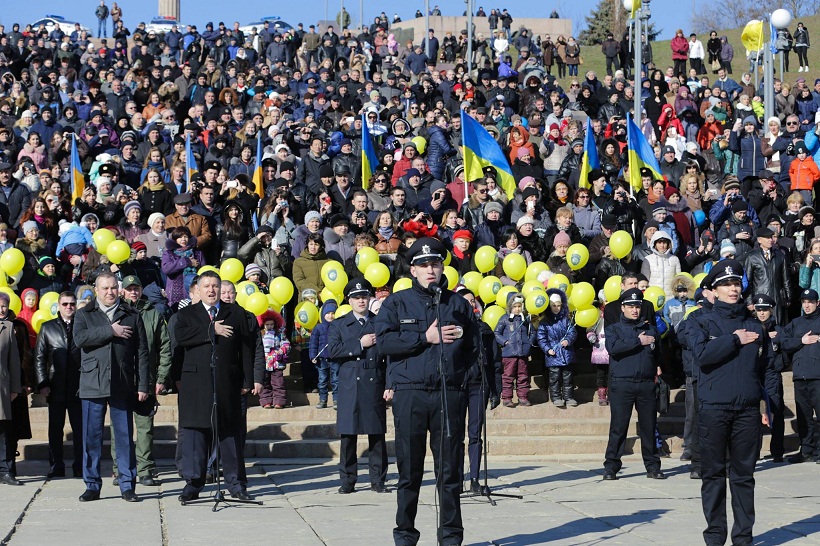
[579,0,660,45]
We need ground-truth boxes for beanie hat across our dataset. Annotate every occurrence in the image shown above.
[22,220,39,234]
[522,187,539,201]
[719,239,737,257]
[245,263,262,278]
[553,231,571,248]
[147,213,165,229]
[131,241,147,252]
[664,186,679,199]
[484,201,504,216]
[731,199,747,213]
[304,210,322,225]
[652,203,667,217]
[124,200,142,217]
[587,168,604,184]
[319,163,334,178]
[518,176,536,191]
[516,216,534,229]
[38,255,56,270]
[516,147,531,159]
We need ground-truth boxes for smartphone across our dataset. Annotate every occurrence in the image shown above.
[322,196,332,205]
[278,200,289,208]
[527,201,535,211]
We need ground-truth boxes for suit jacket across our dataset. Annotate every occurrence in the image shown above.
[173,302,254,430]
[326,311,386,435]
[73,299,150,400]
[34,317,81,403]
[0,320,21,421]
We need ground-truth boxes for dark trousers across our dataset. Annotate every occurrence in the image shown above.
[594,364,608,388]
[82,397,135,493]
[673,59,687,77]
[301,348,318,391]
[501,356,529,401]
[767,379,785,459]
[684,380,700,470]
[392,389,467,546]
[48,399,83,475]
[699,407,759,546]
[260,370,287,407]
[0,420,11,475]
[464,383,488,481]
[604,379,660,473]
[794,379,820,457]
[339,433,387,486]
[605,55,619,75]
[796,46,809,67]
[317,360,339,402]
[179,426,243,495]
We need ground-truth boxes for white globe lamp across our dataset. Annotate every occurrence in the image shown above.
[771,9,792,30]
[623,0,634,11]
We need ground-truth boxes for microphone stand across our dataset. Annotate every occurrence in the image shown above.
[183,317,262,510]
[461,317,522,505]
[432,285,450,544]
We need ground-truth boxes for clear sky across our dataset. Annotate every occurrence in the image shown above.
[0,0,683,41]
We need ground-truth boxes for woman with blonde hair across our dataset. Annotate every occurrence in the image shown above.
[372,211,402,254]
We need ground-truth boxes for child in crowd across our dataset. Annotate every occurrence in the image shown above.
[244,263,269,294]
[258,310,290,409]
[494,292,534,407]
[538,289,577,407]
[789,141,820,206]
[752,294,786,463]
[586,291,609,406]
[641,231,681,298]
[309,300,339,409]
[295,288,319,393]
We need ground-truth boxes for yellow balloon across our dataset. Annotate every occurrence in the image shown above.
[270,277,294,305]
[92,229,116,255]
[320,287,341,304]
[0,274,7,288]
[0,288,21,315]
[547,274,570,292]
[267,293,282,309]
[495,286,518,309]
[526,291,549,315]
[39,292,60,313]
[295,301,320,330]
[569,282,595,309]
[574,306,601,328]
[685,306,699,318]
[220,258,243,283]
[411,135,427,154]
[393,277,413,292]
[609,230,634,259]
[0,248,25,276]
[356,247,380,273]
[502,253,527,280]
[478,275,502,304]
[566,244,589,271]
[244,292,269,316]
[31,309,49,334]
[321,260,344,279]
[482,304,505,330]
[325,269,348,294]
[335,304,352,317]
[474,245,498,274]
[644,286,666,312]
[693,272,708,288]
[364,262,390,287]
[443,266,458,290]
[525,261,549,282]
[235,281,258,305]
[603,275,623,303]
[521,280,547,296]
[106,240,131,264]
[461,271,483,293]
[197,265,219,275]
[443,250,452,266]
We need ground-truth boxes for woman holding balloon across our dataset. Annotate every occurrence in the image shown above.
[292,233,330,298]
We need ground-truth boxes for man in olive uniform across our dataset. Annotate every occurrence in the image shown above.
[375,237,477,546]
[326,278,389,494]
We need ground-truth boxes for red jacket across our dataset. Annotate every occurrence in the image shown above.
[671,36,689,60]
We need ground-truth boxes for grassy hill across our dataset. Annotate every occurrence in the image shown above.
[543,14,820,90]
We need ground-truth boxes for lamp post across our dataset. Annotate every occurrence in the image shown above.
[425,0,431,59]
[768,9,793,124]
[624,0,651,121]
[466,0,473,74]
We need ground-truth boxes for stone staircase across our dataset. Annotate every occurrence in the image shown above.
[17,357,801,462]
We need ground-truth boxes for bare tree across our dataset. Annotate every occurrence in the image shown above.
[692,0,820,34]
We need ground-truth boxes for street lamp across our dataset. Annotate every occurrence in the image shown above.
[624,0,651,120]
[766,9,793,125]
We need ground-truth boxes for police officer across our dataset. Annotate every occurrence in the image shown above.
[690,260,776,546]
[326,278,389,494]
[752,293,787,463]
[375,237,477,546]
[781,288,820,464]
[603,288,664,480]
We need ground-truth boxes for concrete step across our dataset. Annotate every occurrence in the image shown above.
[17,432,800,461]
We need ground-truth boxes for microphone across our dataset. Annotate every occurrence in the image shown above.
[430,285,442,295]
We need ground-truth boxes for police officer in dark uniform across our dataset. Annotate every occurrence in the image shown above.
[781,288,820,464]
[690,260,776,546]
[603,288,665,480]
[375,237,477,546]
[326,278,389,494]
[752,293,787,463]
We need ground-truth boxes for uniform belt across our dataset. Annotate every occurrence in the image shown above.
[609,376,654,383]
[393,384,465,392]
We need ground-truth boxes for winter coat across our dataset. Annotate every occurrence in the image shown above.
[571,204,602,240]
[0,320,21,421]
[292,248,329,296]
[641,231,682,298]
[494,313,533,357]
[788,155,820,191]
[782,309,820,380]
[742,247,792,325]
[671,35,689,61]
[323,227,356,264]
[425,125,455,180]
[160,237,204,306]
[536,289,577,367]
[729,129,765,183]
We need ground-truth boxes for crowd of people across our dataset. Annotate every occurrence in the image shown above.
[0,6,819,545]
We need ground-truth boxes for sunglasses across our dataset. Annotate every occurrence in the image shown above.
[61,302,76,307]
[578,194,590,199]
[476,189,487,194]
[787,121,799,125]
[570,84,579,87]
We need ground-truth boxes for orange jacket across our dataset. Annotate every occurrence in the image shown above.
[789,156,820,191]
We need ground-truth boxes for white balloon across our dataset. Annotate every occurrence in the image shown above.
[771,9,792,30]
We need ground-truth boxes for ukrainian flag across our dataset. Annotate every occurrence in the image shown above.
[70,133,85,202]
[461,109,516,199]
[185,134,198,187]
[626,113,662,193]
[253,134,264,199]
[578,117,600,189]
[361,113,379,184]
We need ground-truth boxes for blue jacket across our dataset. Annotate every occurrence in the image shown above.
[708,196,759,227]
[690,300,774,408]
[781,309,820,380]
[729,130,765,183]
[605,315,660,381]
[309,300,339,365]
[425,125,455,180]
[802,129,820,170]
[675,304,709,378]
[536,289,577,367]
[56,225,95,255]
[494,313,534,357]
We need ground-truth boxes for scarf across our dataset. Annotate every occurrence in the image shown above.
[378,226,393,240]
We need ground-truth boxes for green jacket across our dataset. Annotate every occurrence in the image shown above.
[131,298,172,388]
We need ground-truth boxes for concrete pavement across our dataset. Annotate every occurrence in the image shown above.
[2,456,819,545]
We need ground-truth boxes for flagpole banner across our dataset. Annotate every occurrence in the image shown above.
[253,134,264,199]
[361,113,379,184]
[70,134,85,202]
[461,109,516,199]
[626,114,662,192]
[185,135,198,188]
[579,117,600,189]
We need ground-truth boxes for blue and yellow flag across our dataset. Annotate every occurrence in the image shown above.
[626,114,662,192]
[184,134,198,187]
[630,0,638,19]
[741,20,764,53]
[578,117,600,189]
[253,133,264,199]
[361,113,379,184]
[70,133,85,202]
[460,110,516,199]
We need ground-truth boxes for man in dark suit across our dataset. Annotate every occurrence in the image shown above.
[327,279,389,494]
[173,271,259,503]
[73,273,150,502]
[34,291,83,479]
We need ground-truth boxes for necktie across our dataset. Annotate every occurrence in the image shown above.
[208,307,217,321]
[358,318,366,326]
[65,321,74,350]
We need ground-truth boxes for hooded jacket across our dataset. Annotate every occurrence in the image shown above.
[309,300,339,365]
[536,288,577,367]
[494,292,534,357]
[641,231,682,298]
